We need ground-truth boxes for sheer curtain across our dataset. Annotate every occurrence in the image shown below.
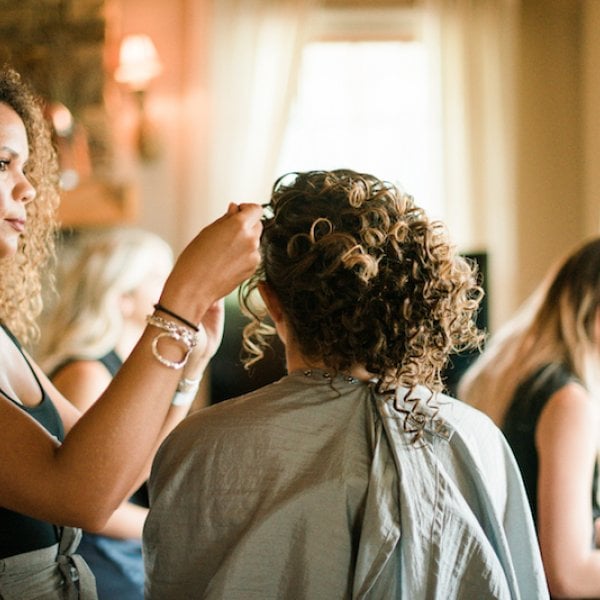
[423,0,519,329]
[205,0,316,216]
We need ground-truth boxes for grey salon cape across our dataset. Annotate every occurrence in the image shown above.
[144,371,548,599]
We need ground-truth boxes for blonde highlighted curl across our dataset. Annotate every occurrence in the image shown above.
[241,169,484,392]
[0,68,60,344]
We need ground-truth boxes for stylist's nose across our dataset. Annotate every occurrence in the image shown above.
[15,174,36,204]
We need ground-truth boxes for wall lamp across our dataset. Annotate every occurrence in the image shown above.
[115,34,163,161]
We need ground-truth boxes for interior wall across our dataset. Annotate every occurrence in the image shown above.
[513,0,585,304]
[582,0,600,239]
[106,0,213,253]
[106,0,600,325]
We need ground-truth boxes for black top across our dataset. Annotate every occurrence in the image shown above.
[503,363,600,527]
[49,349,122,381]
[0,324,64,558]
[98,349,122,378]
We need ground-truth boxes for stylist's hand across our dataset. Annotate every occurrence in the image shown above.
[179,299,225,385]
[200,299,225,359]
[193,299,225,361]
[160,203,262,322]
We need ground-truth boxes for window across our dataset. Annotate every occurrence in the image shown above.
[276,21,442,219]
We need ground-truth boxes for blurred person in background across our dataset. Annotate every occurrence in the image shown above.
[459,237,600,598]
[38,227,193,599]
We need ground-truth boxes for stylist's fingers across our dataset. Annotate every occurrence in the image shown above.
[225,203,262,230]
[163,203,263,307]
[237,202,260,211]
[227,204,263,251]
[201,300,225,357]
[236,203,263,221]
[237,203,263,234]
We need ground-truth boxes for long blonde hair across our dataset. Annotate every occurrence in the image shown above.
[37,227,173,374]
[459,237,600,424]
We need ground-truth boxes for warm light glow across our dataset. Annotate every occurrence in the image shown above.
[277,41,442,220]
[47,102,74,137]
[115,34,162,91]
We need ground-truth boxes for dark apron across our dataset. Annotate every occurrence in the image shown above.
[0,526,97,599]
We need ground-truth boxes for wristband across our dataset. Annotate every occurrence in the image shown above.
[171,390,197,407]
[171,376,202,406]
[153,303,200,333]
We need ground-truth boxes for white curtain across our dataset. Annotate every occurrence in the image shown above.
[423,0,520,329]
[206,0,316,216]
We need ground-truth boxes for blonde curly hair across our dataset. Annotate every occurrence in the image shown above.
[0,68,60,345]
[241,169,483,392]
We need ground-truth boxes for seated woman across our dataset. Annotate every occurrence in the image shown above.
[143,169,548,599]
[459,237,600,598]
[37,227,183,600]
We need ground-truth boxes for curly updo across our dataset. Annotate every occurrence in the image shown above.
[241,169,483,392]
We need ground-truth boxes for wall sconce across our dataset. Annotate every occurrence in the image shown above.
[115,34,163,161]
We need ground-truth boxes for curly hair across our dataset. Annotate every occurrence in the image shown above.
[0,67,60,344]
[240,169,483,392]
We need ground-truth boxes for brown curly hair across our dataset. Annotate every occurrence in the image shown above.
[240,169,483,392]
[0,67,59,344]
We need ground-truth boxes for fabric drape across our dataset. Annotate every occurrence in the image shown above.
[423,0,519,328]
[207,0,316,210]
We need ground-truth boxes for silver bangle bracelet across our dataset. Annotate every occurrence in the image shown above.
[147,314,200,370]
[151,333,193,370]
[147,314,199,347]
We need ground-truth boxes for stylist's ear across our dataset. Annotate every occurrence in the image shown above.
[258,281,283,324]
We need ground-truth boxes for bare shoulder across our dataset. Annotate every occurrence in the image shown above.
[542,380,595,414]
[51,359,112,412]
[536,381,599,446]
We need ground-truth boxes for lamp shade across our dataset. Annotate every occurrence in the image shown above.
[115,34,162,91]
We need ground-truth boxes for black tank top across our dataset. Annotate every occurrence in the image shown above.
[503,364,600,527]
[0,324,64,558]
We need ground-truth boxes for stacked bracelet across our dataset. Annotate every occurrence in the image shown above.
[171,376,202,406]
[146,314,200,370]
[153,303,199,332]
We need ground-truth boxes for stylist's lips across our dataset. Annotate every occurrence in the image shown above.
[7,218,25,233]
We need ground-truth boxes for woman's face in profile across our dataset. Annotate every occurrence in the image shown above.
[0,103,35,259]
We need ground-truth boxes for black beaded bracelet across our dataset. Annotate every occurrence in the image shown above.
[153,303,200,333]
